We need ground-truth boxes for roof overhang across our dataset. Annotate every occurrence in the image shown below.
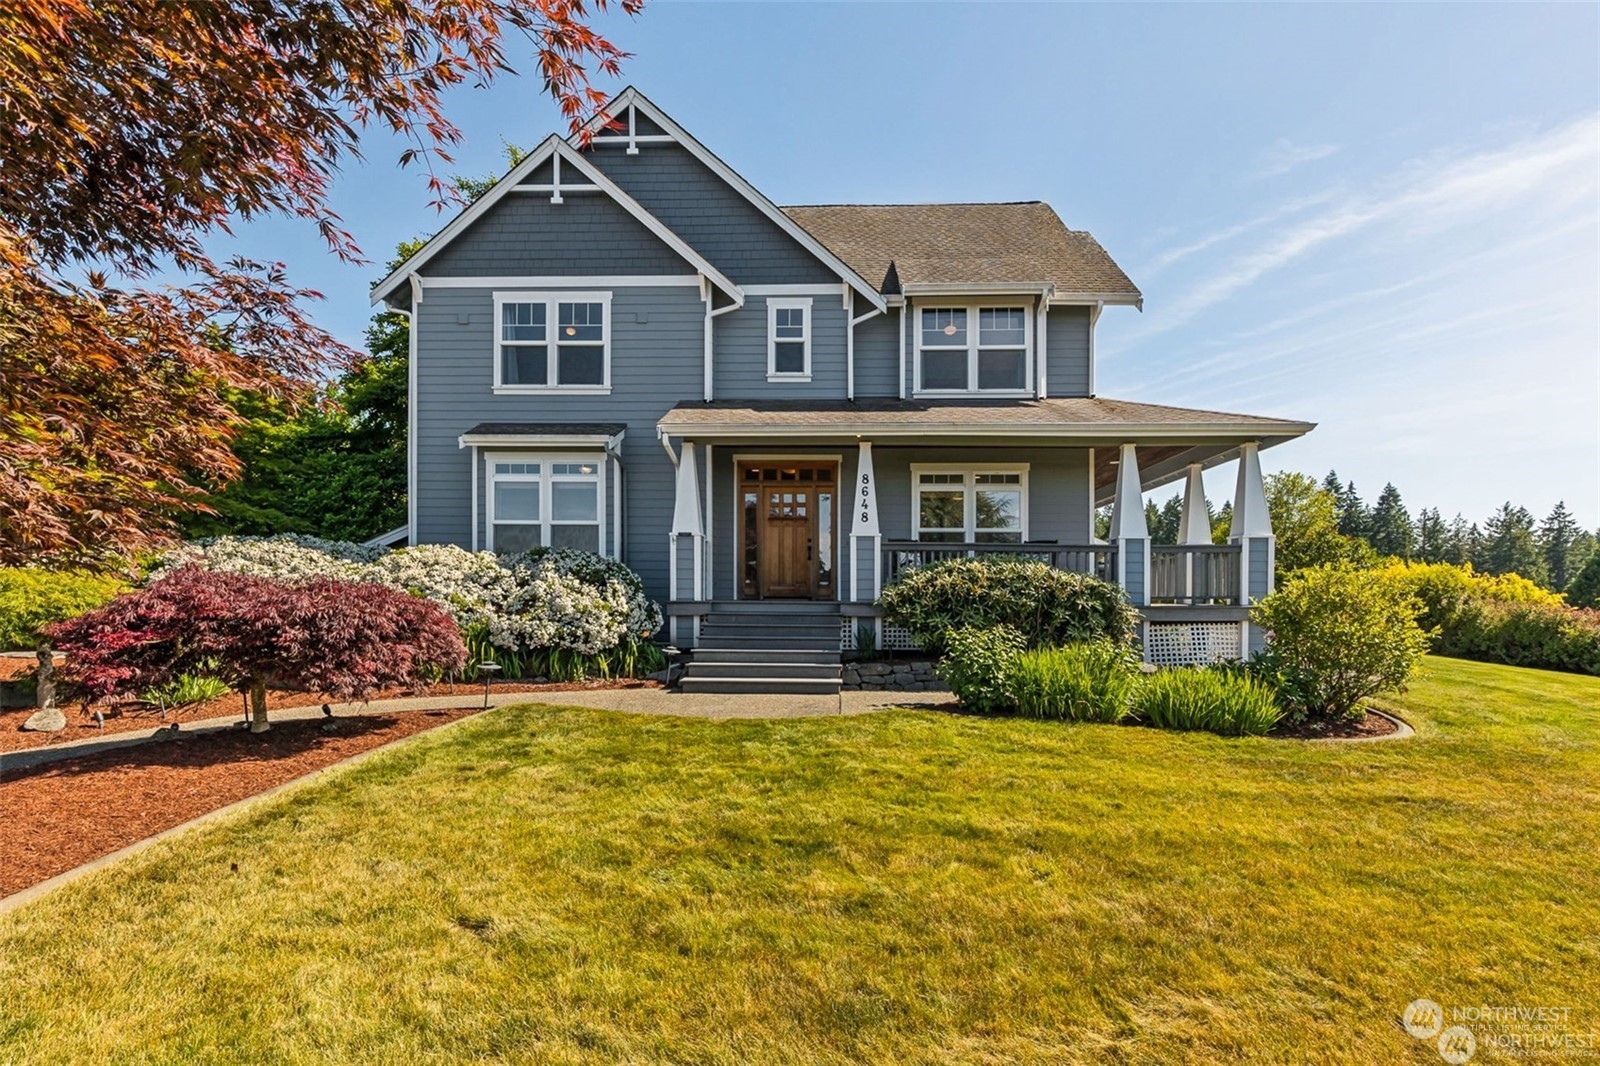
[457,424,626,451]
[370,135,742,309]
[656,417,1310,444]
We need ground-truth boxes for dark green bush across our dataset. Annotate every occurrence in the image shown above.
[1434,599,1600,676]
[937,624,1025,713]
[1010,642,1140,723]
[1132,668,1282,736]
[879,559,1140,653]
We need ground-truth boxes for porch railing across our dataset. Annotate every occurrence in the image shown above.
[1149,544,1241,606]
[881,541,1117,585]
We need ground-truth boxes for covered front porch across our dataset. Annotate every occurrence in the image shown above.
[655,398,1312,664]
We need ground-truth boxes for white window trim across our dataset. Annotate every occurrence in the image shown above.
[492,290,612,395]
[913,303,1034,397]
[910,463,1031,542]
[766,296,813,382]
[484,451,610,556]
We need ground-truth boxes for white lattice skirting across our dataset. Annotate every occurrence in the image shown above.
[840,620,920,652]
[1145,621,1243,667]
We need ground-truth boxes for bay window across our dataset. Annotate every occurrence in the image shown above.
[912,466,1028,543]
[494,291,610,392]
[916,305,1031,394]
[487,456,605,553]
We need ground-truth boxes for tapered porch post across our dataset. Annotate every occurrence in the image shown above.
[670,441,705,645]
[1109,443,1149,612]
[1178,463,1211,602]
[850,441,880,606]
[1231,441,1275,656]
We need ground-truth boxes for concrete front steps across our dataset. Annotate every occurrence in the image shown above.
[678,603,842,695]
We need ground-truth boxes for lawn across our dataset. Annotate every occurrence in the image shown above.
[1,656,1596,1064]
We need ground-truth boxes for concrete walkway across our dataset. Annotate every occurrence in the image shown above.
[2,687,931,774]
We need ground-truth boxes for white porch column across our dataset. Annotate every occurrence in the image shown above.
[1231,441,1275,656]
[1178,462,1210,601]
[850,441,880,604]
[670,440,705,602]
[1109,443,1149,608]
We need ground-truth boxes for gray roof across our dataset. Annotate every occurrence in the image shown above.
[461,422,627,437]
[780,202,1141,300]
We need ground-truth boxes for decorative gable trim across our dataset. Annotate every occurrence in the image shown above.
[370,134,742,307]
[578,88,888,314]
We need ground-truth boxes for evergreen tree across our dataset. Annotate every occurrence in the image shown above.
[1321,470,1344,497]
[1145,495,1184,544]
[1566,550,1600,609]
[1262,471,1370,579]
[1480,503,1547,583]
[1442,514,1471,565]
[1336,481,1370,541]
[1368,483,1414,559]
[1211,501,1233,544]
[1415,508,1449,563]
[1566,530,1599,592]
[1538,502,1581,591]
[1465,523,1486,570]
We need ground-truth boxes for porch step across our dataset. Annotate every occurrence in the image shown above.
[679,640,841,696]
[678,675,841,696]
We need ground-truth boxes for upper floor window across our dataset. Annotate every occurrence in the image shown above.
[767,297,812,381]
[916,305,1031,394]
[493,292,611,393]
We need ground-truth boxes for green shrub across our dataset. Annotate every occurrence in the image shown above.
[1251,565,1431,721]
[937,624,1025,713]
[1435,599,1600,676]
[0,568,126,650]
[142,672,231,708]
[879,559,1140,653]
[1375,561,1560,635]
[1132,668,1282,736]
[1010,642,1140,723]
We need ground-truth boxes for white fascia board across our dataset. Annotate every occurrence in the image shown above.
[653,421,1315,440]
[371,135,741,306]
[901,282,1055,298]
[1049,292,1144,309]
[458,431,625,450]
[578,87,888,315]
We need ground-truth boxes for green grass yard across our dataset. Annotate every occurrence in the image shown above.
[1,656,1596,1064]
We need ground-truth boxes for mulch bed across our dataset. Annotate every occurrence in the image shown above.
[1,678,662,753]
[0,708,482,897]
[1270,708,1401,740]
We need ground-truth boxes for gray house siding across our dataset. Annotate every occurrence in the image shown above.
[424,191,693,278]
[852,309,900,398]
[413,283,706,602]
[580,143,839,285]
[871,446,1092,545]
[1047,305,1093,398]
[713,295,849,398]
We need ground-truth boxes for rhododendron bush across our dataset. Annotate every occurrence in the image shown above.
[49,569,467,732]
[151,537,664,666]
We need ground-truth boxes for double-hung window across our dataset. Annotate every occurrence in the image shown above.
[912,466,1028,544]
[916,305,1031,394]
[487,456,605,553]
[767,297,812,380]
[494,292,610,392]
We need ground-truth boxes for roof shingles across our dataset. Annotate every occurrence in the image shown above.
[780,202,1141,299]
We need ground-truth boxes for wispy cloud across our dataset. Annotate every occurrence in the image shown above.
[1126,115,1600,337]
[1255,138,1340,178]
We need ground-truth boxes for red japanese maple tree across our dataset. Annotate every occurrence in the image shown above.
[0,0,640,567]
[49,568,467,732]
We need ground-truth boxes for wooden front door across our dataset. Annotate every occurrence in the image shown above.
[739,463,837,600]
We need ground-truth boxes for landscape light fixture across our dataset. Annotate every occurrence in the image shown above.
[478,661,502,709]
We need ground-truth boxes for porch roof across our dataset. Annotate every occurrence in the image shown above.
[656,397,1313,500]
[458,422,627,449]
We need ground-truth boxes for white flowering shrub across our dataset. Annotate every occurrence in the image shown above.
[150,536,663,667]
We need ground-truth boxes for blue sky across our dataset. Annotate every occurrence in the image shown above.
[216,2,1600,527]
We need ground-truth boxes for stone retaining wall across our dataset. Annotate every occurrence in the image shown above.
[841,659,947,692]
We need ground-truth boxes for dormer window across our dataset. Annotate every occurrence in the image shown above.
[916,305,1031,394]
[767,297,812,381]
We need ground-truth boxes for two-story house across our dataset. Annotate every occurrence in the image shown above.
[371,88,1313,693]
